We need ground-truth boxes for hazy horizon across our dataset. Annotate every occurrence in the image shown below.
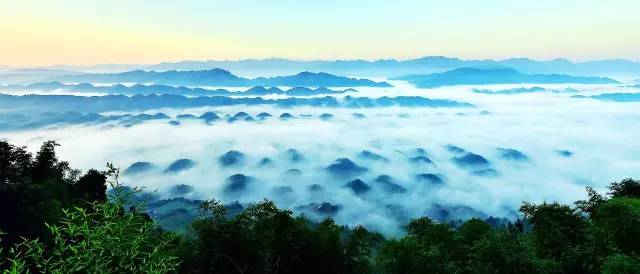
[3,55,640,70]
[2,0,640,67]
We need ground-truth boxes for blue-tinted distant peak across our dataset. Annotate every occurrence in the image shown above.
[395,67,619,88]
[451,67,519,74]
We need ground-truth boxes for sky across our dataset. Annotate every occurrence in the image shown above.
[1,0,639,66]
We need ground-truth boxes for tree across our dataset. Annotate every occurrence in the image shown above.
[575,186,606,214]
[467,231,554,274]
[591,198,640,255]
[73,169,107,203]
[378,217,459,273]
[520,202,590,272]
[0,141,74,247]
[344,225,379,274]
[520,202,586,257]
[6,203,179,273]
[30,141,71,184]
[188,199,320,274]
[457,218,492,246]
[601,254,640,274]
[1,141,110,250]
[309,218,347,274]
[377,236,422,274]
[0,141,33,185]
[608,178,640,198]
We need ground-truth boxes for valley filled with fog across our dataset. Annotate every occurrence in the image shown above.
[4,2,640,272]
[2,76,639,234]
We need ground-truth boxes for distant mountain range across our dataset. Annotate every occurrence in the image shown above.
[394,68,619,88]
[0,82,358,96]
[3,56,639,86]
[0,94,473,113]
[20,56,640,78]
[144,57,640,78]
[573,93,640,102]
[472,87,547,95]
[0,68,84,85]
[51,69,392,88]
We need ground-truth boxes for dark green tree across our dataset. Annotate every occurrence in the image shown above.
[520,202,591,272]
[30,141,71,184]
[378,217,458,273]
[73,169,107,203]
[0,141,33,184]
[591,197,640,255]
[601,254,640,274]
[467,230,554,274]
[344,225,380,274]
[608,178,640,198]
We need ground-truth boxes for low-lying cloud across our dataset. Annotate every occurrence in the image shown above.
[3,82,640,235]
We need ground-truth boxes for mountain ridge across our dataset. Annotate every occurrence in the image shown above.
[51,69,392,87]
[0,82,359,96]
[0,93,473,113]
[394,67,619,88]
[16,56,639,77]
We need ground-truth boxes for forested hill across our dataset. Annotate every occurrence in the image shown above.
[1,140,639,273]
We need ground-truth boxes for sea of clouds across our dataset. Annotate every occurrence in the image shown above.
[3,81,640,234]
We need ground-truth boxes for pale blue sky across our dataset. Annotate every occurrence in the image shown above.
[1,0,639,66]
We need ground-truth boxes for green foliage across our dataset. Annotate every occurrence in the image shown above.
[466,231,555,274]
[519,202,587,258]
[574,186,606,214]
[344,226,382,274]
[31,141,72,184]
[1,141,177,273]
[457,218,492,245]
[6,203,179,273]
[184,199,378,274]
[378,217,459,273]
[591,197,640,255]
[0,141,32,184]
[0,141,107,248]
[609,178,640,198]
[309,218,348,274]
[601,254,640,274]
